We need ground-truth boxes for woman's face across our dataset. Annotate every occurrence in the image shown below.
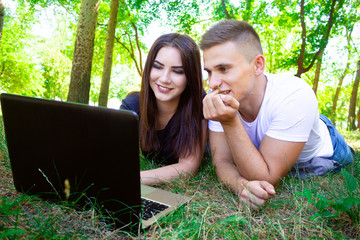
[149,46,187,106]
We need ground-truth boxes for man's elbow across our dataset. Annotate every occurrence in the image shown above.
[264,169,286,187]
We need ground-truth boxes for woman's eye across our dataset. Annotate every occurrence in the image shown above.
[153,64,162,69]
[174,69,184,74]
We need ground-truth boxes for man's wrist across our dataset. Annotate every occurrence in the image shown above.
[220,114,240,128]
[237,178,249,195]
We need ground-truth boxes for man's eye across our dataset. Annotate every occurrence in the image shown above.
[220,67,228,72]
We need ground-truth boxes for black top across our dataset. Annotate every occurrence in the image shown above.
[120,92,179,165]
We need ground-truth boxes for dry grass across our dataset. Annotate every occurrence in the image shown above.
[1,118,359,239]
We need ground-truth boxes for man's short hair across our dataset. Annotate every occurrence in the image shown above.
[200,20,263,62]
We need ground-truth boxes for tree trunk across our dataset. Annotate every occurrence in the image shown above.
[296,0,306,78]
[221,0,231,19]
[331,32,352,123]
[99,0,119,107]
[357,105,360,129]
[312,50,323,95]
[67,0,100,104]
[331,62,349,123]
[348,60,360,130]
[295,0,337,78]
[0,0,5,46]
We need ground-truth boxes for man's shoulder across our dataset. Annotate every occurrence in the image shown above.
[266,72,312,93]
[266,72,303,83]
[263,72,317,112]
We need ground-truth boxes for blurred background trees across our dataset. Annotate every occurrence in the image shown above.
[0,0,359,129]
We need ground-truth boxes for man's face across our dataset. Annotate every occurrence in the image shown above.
[203,41,256,103]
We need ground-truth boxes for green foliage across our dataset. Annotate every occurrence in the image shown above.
[0,1,44,96]
[0,194,92,239]
[318,84,353,125]
[1,115,360,238]
[1,0,359,125]
[296,169,360,224]
[217,214,248,225]
[0,197,26,238]
[19,0,80,9]
[163,0,201,34]
[39,43,72,100]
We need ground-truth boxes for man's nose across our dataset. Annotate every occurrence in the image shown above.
[208,73,222,90]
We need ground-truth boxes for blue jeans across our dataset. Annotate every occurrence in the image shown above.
[319,114,354,168]
[291,115,354,177]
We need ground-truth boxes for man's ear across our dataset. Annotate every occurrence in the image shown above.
[254,55,265,76]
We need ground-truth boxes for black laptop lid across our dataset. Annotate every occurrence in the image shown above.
[1,93,141,229]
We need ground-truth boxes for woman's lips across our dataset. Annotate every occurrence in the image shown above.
[157,84,172,93]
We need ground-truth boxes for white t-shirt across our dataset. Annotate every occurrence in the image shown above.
[208,72,333,164]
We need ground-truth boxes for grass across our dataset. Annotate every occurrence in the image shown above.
[1,117,360,239]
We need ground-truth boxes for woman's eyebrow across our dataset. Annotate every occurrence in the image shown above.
[154,60,164,66]
[154,60,183,68]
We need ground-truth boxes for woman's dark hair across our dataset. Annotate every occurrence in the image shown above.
[139,33,203,158]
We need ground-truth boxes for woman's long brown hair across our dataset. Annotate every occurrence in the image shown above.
[139,33,203,158]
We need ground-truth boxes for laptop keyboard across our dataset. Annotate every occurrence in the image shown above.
[141,198,169,220]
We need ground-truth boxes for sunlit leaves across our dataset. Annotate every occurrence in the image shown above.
[0,1,44,95]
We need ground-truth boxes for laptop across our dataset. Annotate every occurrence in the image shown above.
[0,93,191,231]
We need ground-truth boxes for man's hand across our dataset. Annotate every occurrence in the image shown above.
[203,89,239,124]
[238,180,276,210]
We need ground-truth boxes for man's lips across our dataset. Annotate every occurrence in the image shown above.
[219,90,231,95]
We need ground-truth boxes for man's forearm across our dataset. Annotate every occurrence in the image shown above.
[221,116,273,183]
[214,161,248,196]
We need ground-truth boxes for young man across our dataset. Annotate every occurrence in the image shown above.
[200,20,354,209]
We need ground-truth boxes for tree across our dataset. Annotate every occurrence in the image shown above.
[243,0,254,22]
[347,60,360,130]
[98,0,119,107]
[0,1,44,95]
[67,0,100,104]
[221,0,231,19]
[72,0,160,104]
[40,43,72,101]
[114,16,143,77]
[113,0,160,77]
[329,0,360,123]
[312,50,324,94]
[163,0,204,36]
[0,0,4,46]
[357,105,360,129]
[295,0,341,82]
[331,30,352,123]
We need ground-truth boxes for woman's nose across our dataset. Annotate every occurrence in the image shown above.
[159,70,171,83]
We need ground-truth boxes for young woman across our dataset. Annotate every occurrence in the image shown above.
[120,33,207,185]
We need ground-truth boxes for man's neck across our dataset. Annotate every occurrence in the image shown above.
[238,74,267,122]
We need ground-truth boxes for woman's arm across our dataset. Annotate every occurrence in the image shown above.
[141,120,208,185]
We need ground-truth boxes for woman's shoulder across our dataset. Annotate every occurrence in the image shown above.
[120,91,140,112]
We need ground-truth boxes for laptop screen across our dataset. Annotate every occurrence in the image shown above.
[1,93,141,230]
